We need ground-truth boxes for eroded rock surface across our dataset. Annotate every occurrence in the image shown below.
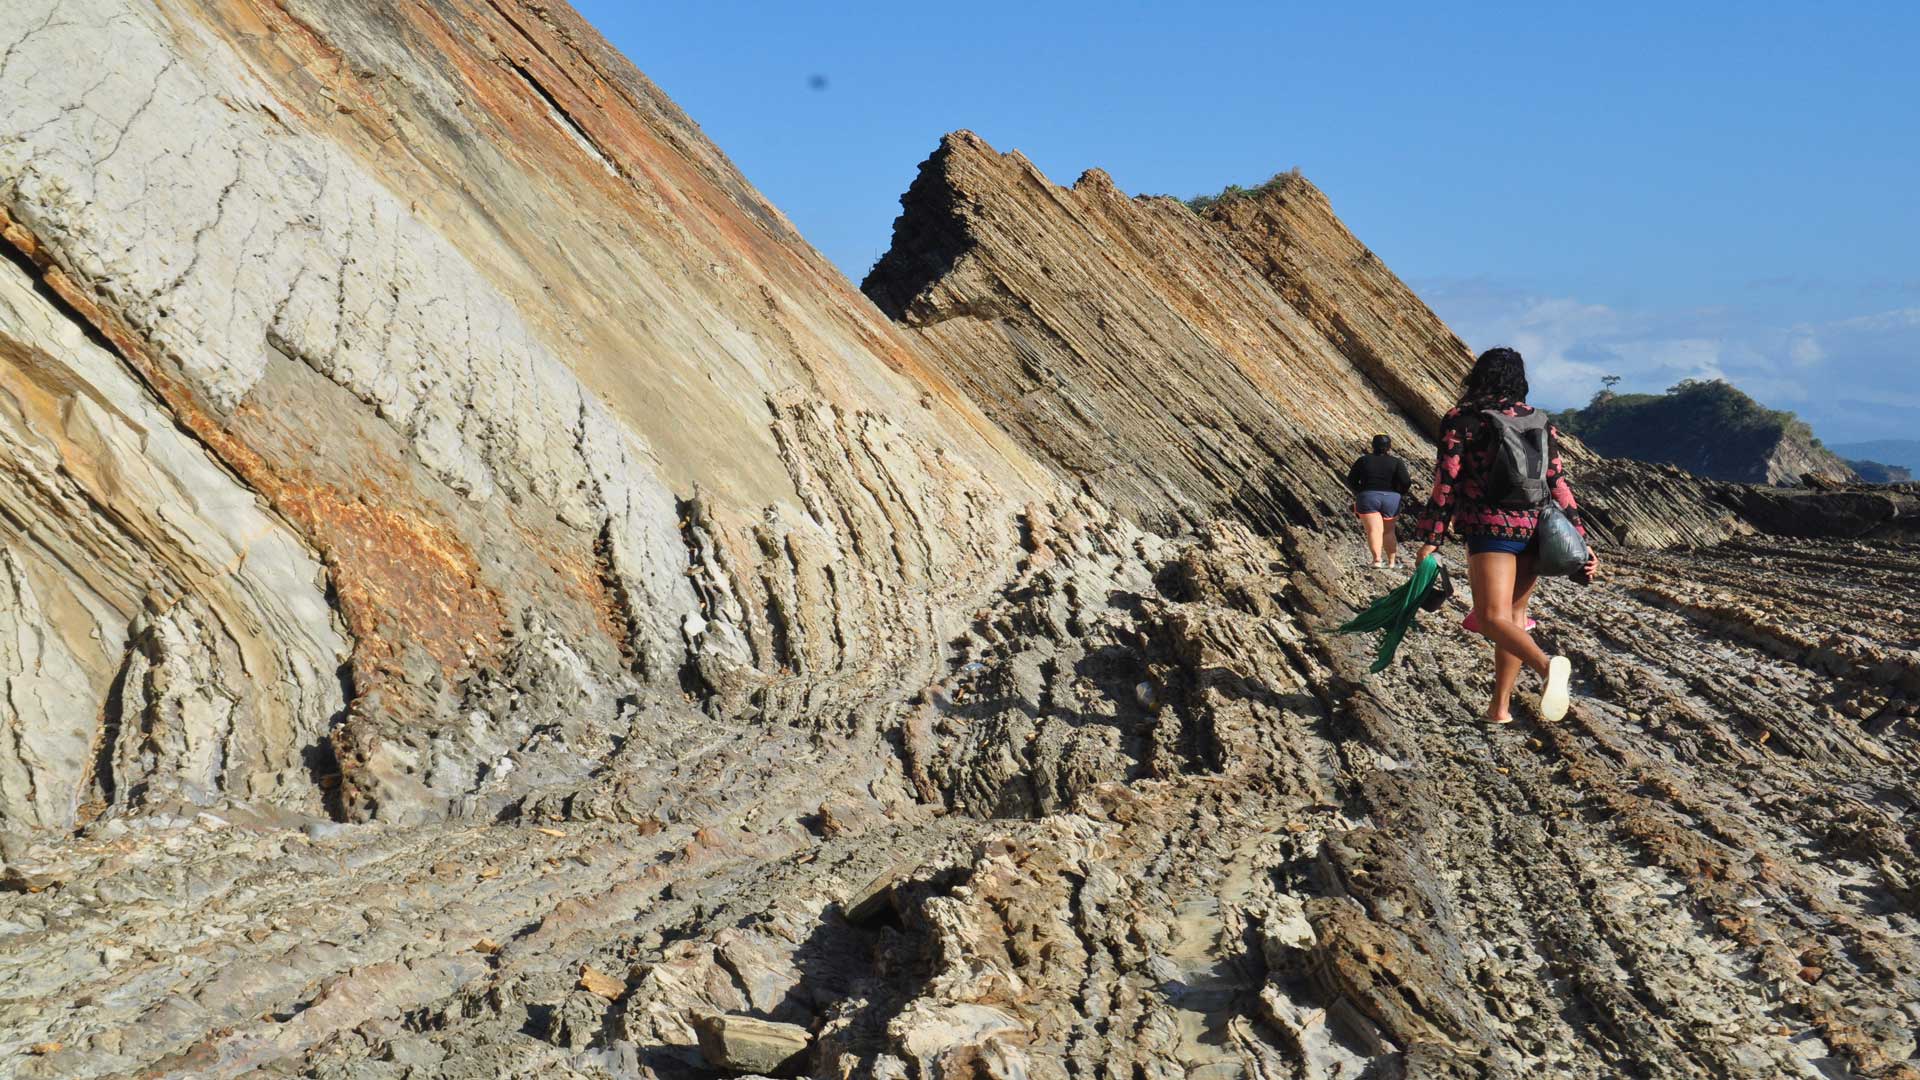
[2,3,1917,1079]
[0,0,1040,831]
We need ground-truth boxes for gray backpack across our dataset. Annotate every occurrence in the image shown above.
[1482,408,1553,509]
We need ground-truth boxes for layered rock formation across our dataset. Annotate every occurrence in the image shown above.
[1199,174,1474,437]
[862,133,1449,534]
[3,4,1919,1079]
[0,0,1045,833]
[863,133,1748,551]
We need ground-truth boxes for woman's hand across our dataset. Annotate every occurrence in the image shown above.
[1583,551,1601,578]
[1414,543,1440,566]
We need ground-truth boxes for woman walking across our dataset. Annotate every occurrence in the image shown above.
[1348,434,1413,568]
[1411,347,1599,723]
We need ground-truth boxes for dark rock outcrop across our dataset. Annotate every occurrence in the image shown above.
[1557,379,1855,485]
[1723,482,1920,538]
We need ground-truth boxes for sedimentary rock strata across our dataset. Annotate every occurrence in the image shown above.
[863,132,1440,533]
[2,2,1917,1078]
[0,0,1041,831]
[1199,174,1471,436]
[862,132,1750,553]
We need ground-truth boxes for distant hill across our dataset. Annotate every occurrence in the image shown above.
[1847,459,1913,484]
[1555,379,1855,485]
[1829,439,1920,473]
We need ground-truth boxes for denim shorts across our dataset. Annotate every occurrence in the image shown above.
[1354,490,1402,518]
[1467,534,1536,556]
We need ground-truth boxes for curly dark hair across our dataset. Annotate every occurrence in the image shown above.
[1461,346,1529,405]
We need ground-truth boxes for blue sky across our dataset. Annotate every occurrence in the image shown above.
[581,1,1919,443]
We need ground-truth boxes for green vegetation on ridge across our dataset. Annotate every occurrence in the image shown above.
[1183,168,1303,214]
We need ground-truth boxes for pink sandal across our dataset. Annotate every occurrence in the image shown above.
[1461,609,1537,634]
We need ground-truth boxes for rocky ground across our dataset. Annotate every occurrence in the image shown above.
[6,513,1915,1078]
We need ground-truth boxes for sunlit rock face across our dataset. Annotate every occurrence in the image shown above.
[861,131,1754,550]
[862,132,1456,534]
[2,4,1918,1079]
[0,0,1045,831]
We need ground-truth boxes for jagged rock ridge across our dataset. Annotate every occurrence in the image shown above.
[862,132,1451,533]
[862,132,1757,552]
[3,4,1919,1079]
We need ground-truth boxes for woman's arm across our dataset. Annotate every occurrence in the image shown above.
[1412,411,1466,560]
[1545,424,1584,536]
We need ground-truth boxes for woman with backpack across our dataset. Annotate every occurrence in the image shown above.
[1347,434,1413,569]
[1410,347,1599,724]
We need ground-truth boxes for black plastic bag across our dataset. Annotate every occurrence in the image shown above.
[1535,504,1590,578]
[1419,562,1453,611]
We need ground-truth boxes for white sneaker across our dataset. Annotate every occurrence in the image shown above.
[1540,656,1572,722]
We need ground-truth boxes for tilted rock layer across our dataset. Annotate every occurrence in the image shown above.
[1,0,1043,831]
[3,3,1919,1078]
[863,133,1447,532]
[861,133,1756,553]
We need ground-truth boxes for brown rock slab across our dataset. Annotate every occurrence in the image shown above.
[691,1012,811,1074]
[577,964,625,1000]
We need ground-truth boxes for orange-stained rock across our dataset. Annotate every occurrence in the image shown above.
[0,0,1044,826]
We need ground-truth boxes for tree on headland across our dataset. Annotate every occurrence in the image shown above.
[1590,374,1622,408]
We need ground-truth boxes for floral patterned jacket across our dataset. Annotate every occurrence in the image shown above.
[1413,400,1584,545]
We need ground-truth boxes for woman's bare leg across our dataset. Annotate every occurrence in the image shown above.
[1381,518,1400,565]
[1468,551,1550,722]
[1488,551,1541,722]
[1359,512,1384,563]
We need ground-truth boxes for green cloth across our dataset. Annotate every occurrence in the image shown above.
[1336,555,1442,673]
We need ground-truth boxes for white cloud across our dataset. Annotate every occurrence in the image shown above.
[1832,307,1920,332]
[1786,326,1824,367]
